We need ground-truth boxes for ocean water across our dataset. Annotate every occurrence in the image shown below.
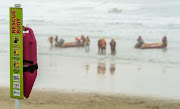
[0,0,180,64]
[0,0,180,98]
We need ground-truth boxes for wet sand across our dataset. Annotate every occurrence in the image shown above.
[1,54,180,98]
[1,87,180,109]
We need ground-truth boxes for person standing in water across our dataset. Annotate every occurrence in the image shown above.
[54,35,58,47]
[135,36,144,48]
[75,37,81,45]
[110,38,116,54]
[162,35,168,47]
[48,36,54,47]
[81,35,86,44]
[101,38,106,54]
[54,35,58,42]
[85,36,90,50]
[98,38,102,54]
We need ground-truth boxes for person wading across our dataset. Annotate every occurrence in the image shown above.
[85,36,90,51]
[110,38,116,54]
[98,38,102,54]
[162,35,168,47]
[54,35,58,42]
[81,35,86,44]
[75,37,81,45]
[134,36,144,48]
[54,35,58,47]
[101,38,106,54]
[48,36,54,47]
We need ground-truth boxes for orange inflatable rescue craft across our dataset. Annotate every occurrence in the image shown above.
[141,42,166,49]
[62,42,84,48]
[23,27,38,98]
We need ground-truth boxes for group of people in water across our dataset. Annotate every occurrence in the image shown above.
[75,35,90,50]
[49,35,168,54]
[98,38,116,54]
[48,35,117,54]
[49,35,90,49]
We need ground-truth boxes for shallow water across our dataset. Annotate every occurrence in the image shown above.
[0,0,180,64]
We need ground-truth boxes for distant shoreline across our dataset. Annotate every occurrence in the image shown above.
[1,87,180,109]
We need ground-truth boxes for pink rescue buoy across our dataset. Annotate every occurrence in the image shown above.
[23,27,38,98]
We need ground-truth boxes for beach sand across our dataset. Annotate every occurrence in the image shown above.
[1,88,180,109]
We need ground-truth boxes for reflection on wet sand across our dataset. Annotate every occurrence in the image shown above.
[110,64,115,75]
[97,63,116,75]
[97,63,106,75]
[85,64,89,73]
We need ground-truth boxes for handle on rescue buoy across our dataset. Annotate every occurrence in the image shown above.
[24,27,35,38]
